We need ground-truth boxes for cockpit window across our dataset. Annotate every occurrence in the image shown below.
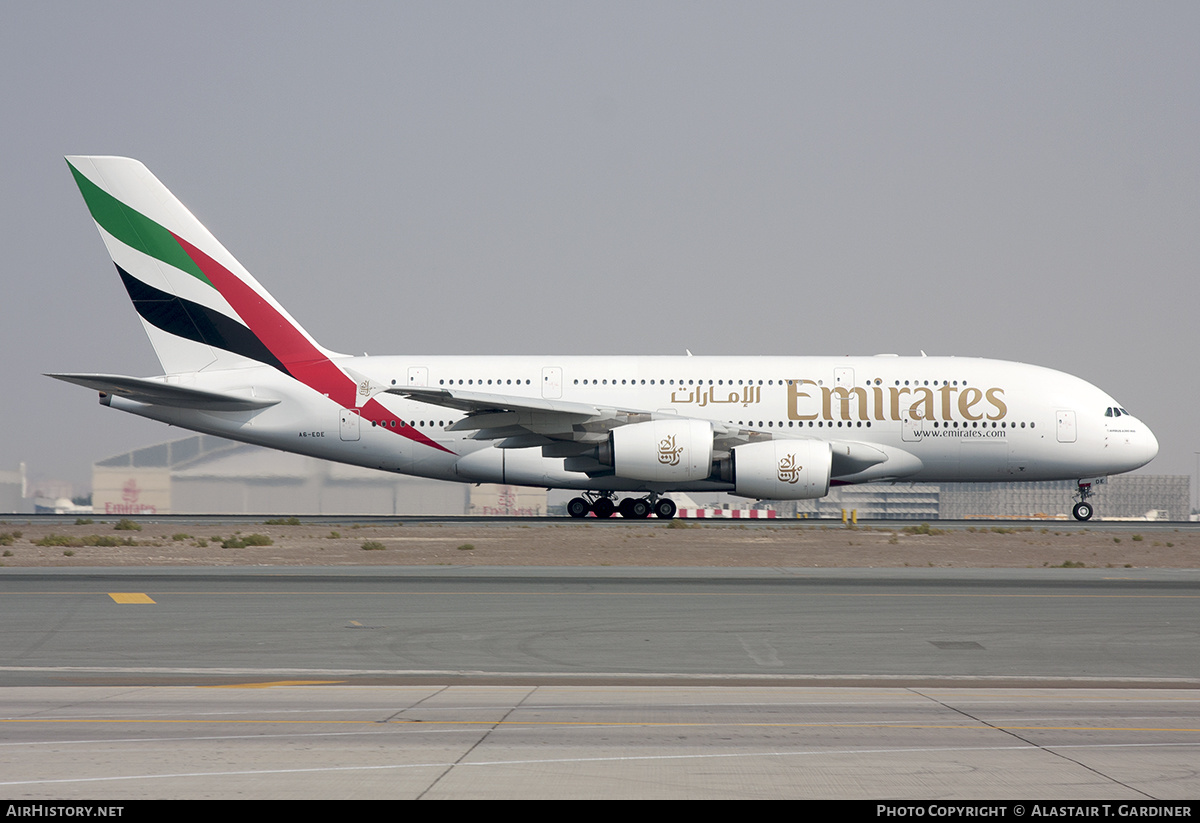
[1105,407,1113,417]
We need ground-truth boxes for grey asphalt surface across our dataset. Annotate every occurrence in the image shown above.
[1,566,1197,798]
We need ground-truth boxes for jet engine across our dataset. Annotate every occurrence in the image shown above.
[726,439,832,499]
[600,419,714,483]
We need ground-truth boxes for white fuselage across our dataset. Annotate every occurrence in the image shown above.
[103,354,1159,495]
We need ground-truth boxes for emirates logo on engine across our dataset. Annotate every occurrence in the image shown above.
[658,434,683,466]
[777,453,802,484]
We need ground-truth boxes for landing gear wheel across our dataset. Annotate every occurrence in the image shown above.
[622,498,651,519]
[592,497,616,519]
[567,497,591,519]
[653,498,677,520]
[1072,501,1093,522]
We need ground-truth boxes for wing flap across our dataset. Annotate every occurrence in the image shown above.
[387,385,602,417]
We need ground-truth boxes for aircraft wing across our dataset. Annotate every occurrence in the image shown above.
[46,373,280,411]
[386,384,919,479]
[385,385,659,449]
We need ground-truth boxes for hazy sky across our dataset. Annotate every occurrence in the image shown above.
[3,2,1198,493]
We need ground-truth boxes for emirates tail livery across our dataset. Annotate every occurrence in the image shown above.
[50,156,1158,520]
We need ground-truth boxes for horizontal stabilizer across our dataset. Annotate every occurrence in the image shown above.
[46,373,279,411]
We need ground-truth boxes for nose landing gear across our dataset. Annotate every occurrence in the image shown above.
[1072,480,1097,521]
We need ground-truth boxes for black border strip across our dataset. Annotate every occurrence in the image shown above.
[116,264,289,374]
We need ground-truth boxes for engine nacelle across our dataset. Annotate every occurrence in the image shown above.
[606,419,714,483]
[730,439,832,499]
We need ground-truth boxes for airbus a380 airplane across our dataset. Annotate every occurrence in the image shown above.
[50,156,1158,521]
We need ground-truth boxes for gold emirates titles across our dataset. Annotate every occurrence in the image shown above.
[787,380,1007,422]
[669,380,1008,422]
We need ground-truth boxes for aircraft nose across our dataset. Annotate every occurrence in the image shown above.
[1120,422,1159,472]
[1137,425,1160,467]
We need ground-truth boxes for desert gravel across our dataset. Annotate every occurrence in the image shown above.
[0,519,1195,568]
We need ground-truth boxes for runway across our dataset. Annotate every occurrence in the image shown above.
[2,566,1197,685]
[2,684,1198,800]
[1,567,1198,798]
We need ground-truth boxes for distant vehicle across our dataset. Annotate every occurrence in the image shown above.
[51,156,1158,520]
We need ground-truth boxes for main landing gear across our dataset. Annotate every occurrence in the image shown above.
[567,492,677,520]
[1072,481,1095,522]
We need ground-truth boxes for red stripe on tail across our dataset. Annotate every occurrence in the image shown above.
[172,233,453,454]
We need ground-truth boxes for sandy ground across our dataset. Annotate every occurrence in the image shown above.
[0,519,1196,568]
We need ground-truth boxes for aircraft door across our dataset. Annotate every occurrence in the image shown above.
[340,408,361,441]
[901,408,925,442]
[1056,410,1077,443]
[542,366,562,399]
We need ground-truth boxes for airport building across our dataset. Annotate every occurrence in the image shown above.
[790,475,1190,520]
[92,435,474,515]
[936,475,1190,521]
[89,435,1188,520]
[791,484,942,520]
[0,465,26,513]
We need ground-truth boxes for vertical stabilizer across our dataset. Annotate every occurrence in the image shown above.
[66,156,339,375]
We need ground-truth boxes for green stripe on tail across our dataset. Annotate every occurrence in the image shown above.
[67,159,213,289]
